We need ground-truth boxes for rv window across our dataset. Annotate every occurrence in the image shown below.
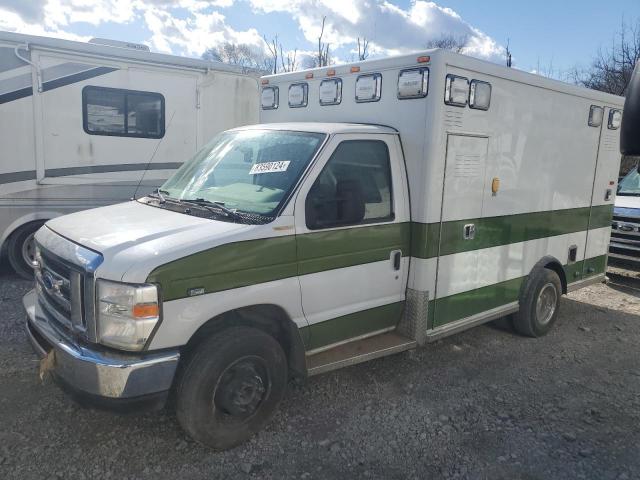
[306,140,393,230]
[83,86,165,139]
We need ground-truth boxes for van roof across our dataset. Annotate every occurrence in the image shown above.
[230,122,399,135]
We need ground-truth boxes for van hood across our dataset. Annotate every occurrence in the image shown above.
[615,195,640,210]
[44,200,256,282]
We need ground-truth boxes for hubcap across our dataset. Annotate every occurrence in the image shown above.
[536,283,558,325]
[214,357,268,419]
[21,232,37,269]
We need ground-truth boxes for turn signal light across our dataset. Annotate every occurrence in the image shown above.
[133,303,160,319]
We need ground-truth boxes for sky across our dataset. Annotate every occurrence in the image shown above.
[0,0,639,75]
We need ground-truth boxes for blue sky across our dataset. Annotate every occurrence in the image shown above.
[1,0,639,75]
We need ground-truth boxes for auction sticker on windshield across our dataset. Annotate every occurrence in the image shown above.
[249,161,291,174]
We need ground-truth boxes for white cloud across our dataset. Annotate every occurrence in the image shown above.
[250,0,504,61]
[0,0,503,64]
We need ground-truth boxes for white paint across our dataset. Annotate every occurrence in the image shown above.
[585,227,611,260]
[151,276,305,350]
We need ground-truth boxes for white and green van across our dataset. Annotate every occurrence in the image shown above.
[24,50,625,449]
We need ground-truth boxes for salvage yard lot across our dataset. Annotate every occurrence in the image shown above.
[1,260,640,480]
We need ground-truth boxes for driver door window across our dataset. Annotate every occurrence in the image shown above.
[305,140,394,230]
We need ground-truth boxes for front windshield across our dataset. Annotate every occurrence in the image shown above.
[161,129,326,216]
[618,168,640,196]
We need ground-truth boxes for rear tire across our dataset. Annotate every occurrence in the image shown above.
[513,268,562,337]
[176,326,288,450]
[7,221,45,280]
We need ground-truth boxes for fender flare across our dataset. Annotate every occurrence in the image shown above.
[519,255,568,303]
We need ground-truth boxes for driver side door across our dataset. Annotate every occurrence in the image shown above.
[294,133,410,352]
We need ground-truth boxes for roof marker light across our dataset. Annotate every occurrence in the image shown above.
[261,79,269,85]
[326,69,336,77]
[305,72,314,79]
[417,56,430,63]
[350,66,360,73]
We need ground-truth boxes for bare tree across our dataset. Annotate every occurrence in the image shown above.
[573,18,640,95]
[357,37,369,61]
[202,42,273,74]
[263,35,279,75]
[316,16,331,67]
[426,33,468,53]
[280,45,298,72]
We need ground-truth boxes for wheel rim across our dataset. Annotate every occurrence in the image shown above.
[213,356,270,420]
[536,283,558,325]
[21,231,37,270]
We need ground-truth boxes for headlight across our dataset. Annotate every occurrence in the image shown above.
[96,279,160,351]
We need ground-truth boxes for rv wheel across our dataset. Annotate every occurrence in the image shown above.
[176,326,288,450]
[7,221,45,280]
[513,268,562,337]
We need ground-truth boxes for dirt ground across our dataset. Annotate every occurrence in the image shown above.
[1,258,639,480]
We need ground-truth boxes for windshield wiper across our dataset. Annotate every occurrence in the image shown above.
[182,198,244,222]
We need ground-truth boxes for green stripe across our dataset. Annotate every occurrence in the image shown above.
[297,223,410,276]
[432,277,524,327]
[148,235,298,301]
[431,254,608,328]
[411,206,611,259]
[300,302,404,350]
[588,204,614,229]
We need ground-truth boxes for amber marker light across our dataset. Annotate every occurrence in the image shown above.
[350,66,361,73]
[305,72,314,79]
[417,56,430,63]
[133,303,160,319]
[326,69,336,77]
[261,79,269,85]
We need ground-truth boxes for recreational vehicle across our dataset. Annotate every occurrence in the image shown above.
[0,31,258,277]
[24,50,625,449]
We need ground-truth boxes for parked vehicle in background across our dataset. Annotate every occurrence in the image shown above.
[24,49,624,449]
[611,61,640,264]
[610,168,640,262]
[0,31,258,278]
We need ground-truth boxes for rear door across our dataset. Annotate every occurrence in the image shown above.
[293,133,410,351]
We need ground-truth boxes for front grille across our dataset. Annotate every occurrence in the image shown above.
[36,246,88,338]
[609,216,640,260]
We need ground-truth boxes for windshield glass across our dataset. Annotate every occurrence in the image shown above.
[618,168,640,196]
[161,129,326,216]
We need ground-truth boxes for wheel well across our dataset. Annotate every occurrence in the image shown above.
[180,304,307,381]
[541,258,567,294]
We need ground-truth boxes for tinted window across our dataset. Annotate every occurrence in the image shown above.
[83,86,164,138]
[306,140,393,229]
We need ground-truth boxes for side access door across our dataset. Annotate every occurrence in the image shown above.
[293,133,411,352]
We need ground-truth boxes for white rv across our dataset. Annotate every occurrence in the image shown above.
[0,31,258,277]
[24,50,624,449]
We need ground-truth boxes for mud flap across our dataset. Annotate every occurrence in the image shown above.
[39,349,56,381]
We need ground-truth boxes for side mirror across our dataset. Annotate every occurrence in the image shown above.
[622,61,640,159]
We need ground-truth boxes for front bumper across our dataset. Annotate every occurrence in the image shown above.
[24,289,180,407]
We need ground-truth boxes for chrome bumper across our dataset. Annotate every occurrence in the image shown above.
[24,289,180,400]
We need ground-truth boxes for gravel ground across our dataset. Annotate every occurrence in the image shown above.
[1,259,640,480]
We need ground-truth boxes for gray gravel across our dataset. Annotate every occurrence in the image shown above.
[1,258,640,479]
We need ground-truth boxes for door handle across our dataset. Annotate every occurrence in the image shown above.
[463,224,476,240]
[391,250,402,271]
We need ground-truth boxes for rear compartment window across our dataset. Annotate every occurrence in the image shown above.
[82,86,165,139]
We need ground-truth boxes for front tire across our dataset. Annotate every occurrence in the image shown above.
[7,221,45,280]
[176,326,288,450]
[513,268,562,337]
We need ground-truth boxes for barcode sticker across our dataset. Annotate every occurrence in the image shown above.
[249,161,291,175]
